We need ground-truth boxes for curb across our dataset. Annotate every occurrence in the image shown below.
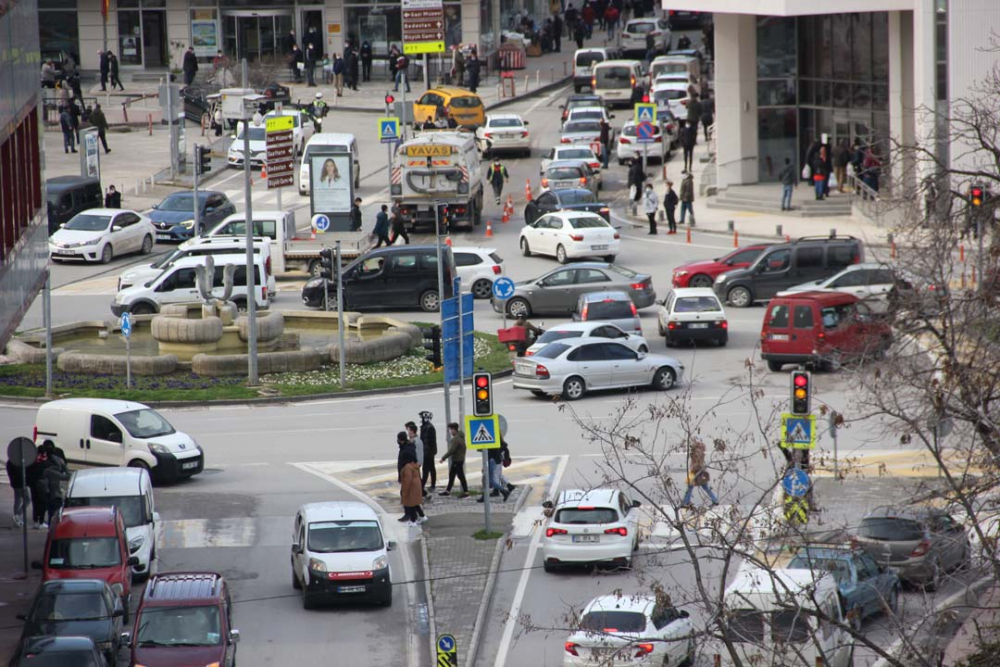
[420,532,437,667]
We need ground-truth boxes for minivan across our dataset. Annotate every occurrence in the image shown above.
[574,290,641,335]
[591,60,644,108]
[573,48,610,92]
[66,467,159,580]
[118,237,274,293]
[46,176,103,235]
[760,291,892,372]
[713,235,864,308]
[34,398,204,482]
[299,132,361,194]
[300,245,456,312]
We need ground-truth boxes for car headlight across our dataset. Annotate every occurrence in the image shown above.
[675,270,688,277]
[110,583,124,597]
[305,278,324,288]
[308,558,327,572]
[128,535,145,553]
[179,220,194,229]
[148,442,169,455]
[373,555,388,571]
[716,273,727,283]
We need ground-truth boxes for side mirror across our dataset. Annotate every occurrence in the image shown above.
[679,610,690,618]
[31,561,43,570]
[559,104,566,109]
[120,632,131,646]
[631,500,642,508]
[205,206,216,214]
[128,556,140,566]
[541,500,554,509]
[655,298,664,306]
[292,544,303,555]
[386,540,397,551]
[637,351,647,359]
[112,225,122,232]
[523,121,530,126]
[725,260,734,266]
[59,223,66,228]
[609,113,616,119]
[229,629,241,645]
[152,511,161,523]
[151,204,159,209]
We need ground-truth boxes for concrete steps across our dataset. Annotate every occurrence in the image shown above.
[707,187,852,218]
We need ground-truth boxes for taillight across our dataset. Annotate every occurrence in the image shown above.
[570,234,584,241]
[581,304,589,319]
[536,364,550,379]
[720,320,728,329]
[565,642,579,656]
[33,425,37,442]
[604,527,628,536]
[630,75,636,87]
[262,286,268,301]
[634,644,654,657]
[484,132,493,138]
[265,256,271,276]
[668,321,678,330]
[591,76,596,89]
[546,527,567,537]
[911,539,932,557]
[654,135,662,143]
[620,137,632,144]
[560,138,571,143]
[630,302,638,317]
[630,282,646,290]
[579,177,587,185]
[525,350,534,356]
[588,161,600,168]
[818,332,826,341]
[454,206,467,214]
[521,131,529,138]
[491,265,501,275]
[613,232,620,239]
[508,343,517,351]
[541,178,550,187]
[666,123,674,132]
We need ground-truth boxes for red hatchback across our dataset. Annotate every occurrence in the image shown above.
[760,291,892,371]
[672,244,772,288]
[41,506,136,618]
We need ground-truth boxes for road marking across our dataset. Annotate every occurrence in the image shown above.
[492,454,569,667]
[510,505,545,538]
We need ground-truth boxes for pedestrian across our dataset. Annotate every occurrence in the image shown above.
[59,106,76,153]
[397,430,416,483]
[832,138,849,194]
[702,24,714,59]
[212,107,223,137]
[360,40,373,82]
[332,54,345,96]
[288,44,303,83]
[453,47,465,86]
[479,445,511,502]
[778,158,797,211]
[388,44,400,82]
[551,12,563,52]
[627,157,646,214]
[679,170,696,226]
[108,52,124,91]
[42,450,69,526]
[394,52,411,93]
[419,411,438,492]
[41,60,56,89]
[862,145,881,193]
[642,183,658,235]
[5,457,29,528]
[389,211,409,245]
[700,96,714,144]
[564,3,579,32]
[182,46,198,86]
[821,134,833,196]
[304,43,318,87]
[399,452,426,526]
[582,1,595,38]
[346,47,359,91]
[604,4,618,39]
[284,28,298,56]
[663,180,678,234]
[645,32,656,62]
[494,438,515,493]
[599,118,611,169]
[98,50,109,91]
[812,144,828,201]
[309,92,328,132]
[90,103,110,154]
[681,436,718,509]
[405,421,424,470]
[67,99,82,141]
[574,20,586,49]
[466,47,480,93]
[373,205,392,248]
[487,158,509,205]
[679,120,696,172]
[105,185,122,209]
[27,448,49,529]
[686,95,702,145]
[439,422,469,496]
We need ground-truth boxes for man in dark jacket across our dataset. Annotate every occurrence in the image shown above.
[27,450,49,528]
[439,423,468,496]
[59,106,76,153]
[346,47,359,91]
[361,41,373,82]
[99,50,110,91]
[373,205,391,247]
[105,185,122,209]
[396,431,416,483]
[832,138,849,194]
[700,96,714,143]
[183,46,199,86]
[419,411,438,492]
[679,120,697,172]
[305,43,318,87]
[686,95,702,145]
[599,118,611,169]
[628,157,646,212]
[466,47,480,93]
[778,158,797,211]
[679,171,695,225]
[552,13,563,52]
[350,197,363,231]
[90,103,111,153]
[288,44,303,83]
[487,158,509,205]
[663,180,679,234]
[390,211,410,245]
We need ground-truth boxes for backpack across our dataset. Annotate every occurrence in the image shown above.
[398,55,409,70]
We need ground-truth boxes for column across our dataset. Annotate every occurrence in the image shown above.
[325,0,345,57]
[888,10,916,196]
[714,13,758,188]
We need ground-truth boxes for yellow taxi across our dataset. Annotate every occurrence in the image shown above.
[413,87,485,127]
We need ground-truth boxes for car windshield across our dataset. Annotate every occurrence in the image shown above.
[555,507,618,524]
[729,610,765,642]
[576,52,605,67]
[607,264,640,279]
[535,330,584,345]
[569,216,607,229]
[48,538,121,569]
[563,121,601,134]
[157,193,198,212]
[548,167,583,180]
[627,21,655,33]
[568,98,601,110]
[859,517,924,541]
[450,96,482,108]
[114,408,176,438]
[236,126,266,142]
[579,610,646,632]
[570,109,603,120]
[63,214,111,232]
[491,118,523,128]
[135,605,222,647]
[533,342,571,359]
[595,68,632,89]
[308,520,384,552]
[17,652,101,667]
[65,495,144,528]
[31,591,109,621]
[674,296,721,313]
[786,556,852,585]
[152,248,187,269]
[557,149,594,161]
[558,190,597,204]
[771,610,810,643]
[586,301,632,319]
[654,89,686,102]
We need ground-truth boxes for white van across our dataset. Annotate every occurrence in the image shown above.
[117,237,274,294]
[591,60,644,108]
[299,133,360,195]
[291,501,395,609]
[34,398,204,482]
[649,55,701,91]
[65,467,159,579]
[573,47,610,93]
[714,567,854,667]
[111,252,270,315]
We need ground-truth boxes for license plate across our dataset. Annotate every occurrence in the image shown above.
[690,323,708,329]
[338,585,366,593]
[591,244,608,251]
[53,249,75,256]
[156,234,171,240]
[572,535,599,543]
[515,363,533,375]
[181,460,199,470]
[771,334,790,341]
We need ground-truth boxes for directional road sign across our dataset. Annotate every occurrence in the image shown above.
[436,634,457,666]
[634,102,656,125]
[120,312,132,338]
[492,276,516,300]
[403,0,445,54]
[781,413,816,450]
[782,468,811,498]
[312,214,331,233]
[265,115,295,189]
[465,414,501,450]
[379,117,400,144]
[635,121,656,144]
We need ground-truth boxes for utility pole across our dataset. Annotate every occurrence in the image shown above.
[242,98,259,385]
[435,204,452,429]
[44,271,52,397]
[192,145,201,236]
[336,240,346,389]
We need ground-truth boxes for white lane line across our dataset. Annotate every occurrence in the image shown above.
[492,453,569,667]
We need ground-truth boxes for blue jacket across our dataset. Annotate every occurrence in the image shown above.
[374,211,390,236]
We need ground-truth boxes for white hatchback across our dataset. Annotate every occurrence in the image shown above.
[541,489,641,570]
[525,322,649,356]
[475,113,531,157]
[519,210,619,264]
[616,120,669,165]
[620,18,671,55]
[541,145,604,186]
[49,208,156,264]
[657,287,729,347]
[453,246,505,299]
[263,109,315,155]
[227,121,267,168]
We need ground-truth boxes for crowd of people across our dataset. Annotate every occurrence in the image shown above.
[6,441,70,530]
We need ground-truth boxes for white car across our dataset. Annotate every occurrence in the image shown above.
[453,246,505,299]
[512,337,684,400]
[777,262,900,308]
[560,119,603,145]
[651,82,690,121]
[49,208,155,264]
[520,210,618,264]
[564,595,695,667]
[616,120,669,165]
[263,109,315,155]
[117,237,275,294]
[475,113,531,157]
[227,121,267,168]
[541,145,604,186]
[565,106,616,134]
[541,489,641,570]
[657,287,729,347]
[526,322,649,356]
[620,18,671,55]
[652,72,698,96]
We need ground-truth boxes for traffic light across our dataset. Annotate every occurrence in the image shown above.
[971,184,985,207]
[473,372,493,416]
[318,247,334,280]
[790,370,811,415]
[384,93,395,113]
[195,145,212,176]
[423,326,442,369]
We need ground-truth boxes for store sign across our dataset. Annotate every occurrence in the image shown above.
[402,0,445,55]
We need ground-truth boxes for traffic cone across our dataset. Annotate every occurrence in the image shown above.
[502,203,510,223]
[485,220,494,238]
[310,225,316,241]
[733,231,739,248]
[525,179,532,202]
[261,166,267,180]
[507,194,514,212]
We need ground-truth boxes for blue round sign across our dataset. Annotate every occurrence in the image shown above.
[312,214,331,232]
[437,635,455,653]
[120,312,132,338]
[492,277,516,300]
[782,468,811,498]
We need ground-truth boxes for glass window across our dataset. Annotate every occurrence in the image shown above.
[346,5,401,57]
[757,17,796,78]
[793,305,814,329]
[833,82,850,109]
[761,249,790,273]
[540,269,575,287]
[576,269,610,284]
[853,84,872,110]
[851,13,872,81]
[796,247,824,268]
[758,80,796,107]
[39,11,80,63]
[758,108,798,182]
[729,611,765,643]
[48,538,122,569]
[307,520,384,552]
[135,606,223,647]
[91,415,122,441]
[674,297,721,313]
[859,517,924,541]
[65,495,145,528]
[568,343,606,361]
[118,10,143,65]
[602,343,637,360]
[768,304,790,327]
[115,409,176,438]
[579,610,644,632]
[873,12,889,82]
[816,16,832,79]
[454,252,482,267]
[30,591,109,621]
[479,0,495,54]
[772,610,811,643]
[830,270,867,288]
[829,245,858,268]
[821,304,853,328]
[534,330,584,346]
[390,255,418,272]
[872,84,889,111]
[585,300,633,320]
[831,15,851,80]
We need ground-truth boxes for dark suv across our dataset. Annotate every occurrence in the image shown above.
[713,235,863,308]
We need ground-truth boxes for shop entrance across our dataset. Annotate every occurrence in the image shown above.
[223,11,294,62]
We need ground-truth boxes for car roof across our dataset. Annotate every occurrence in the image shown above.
[42,397,149,413]
[218,210,286,221]
[143,572,225,605]
[670,287,720,299]
[651,54,698,64]
[53,506,120,538]
[556,488,620,507]
[40,578,111,594]
[566,94,602,102]
[726,567,838,607]
[793,546,859,561]
[301,501,380,522]
[542,261,612,273]
[553,144,596,152]
[46,175,101,190]
[429,86,480,97]
[487,113,523,120]
[545,322,619,333]
[66,208,135,216]
[584,594,654,615]
[575,47,609,55]
[579,290,632,302]
[550,188,596,198]
[170,252,265,267]
[366,244,439,257]
[546,209,604,219]
[567,106,606,113]
[21,636,98,653]
[69,467,148,497]
[864,505,934,521]
[770,290,859,306]
[546,159,590,169]
[652,82,690,92]
[451,246,497,256]
[595,59,641,67]
[305,132,357,145]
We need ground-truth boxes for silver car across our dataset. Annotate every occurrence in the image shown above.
[559,119,603,146]
[574,290,642,335]
[491,263,656,318]
[541,160,599,197]
[512,337,683,400]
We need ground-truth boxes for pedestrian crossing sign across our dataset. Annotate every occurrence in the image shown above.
[465,414,501,450]
[634,103,657,125]
[781,413,816,450]
[379,117,400,144]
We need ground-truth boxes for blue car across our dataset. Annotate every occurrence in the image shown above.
[149,190,236,242]
[787,546,901,631]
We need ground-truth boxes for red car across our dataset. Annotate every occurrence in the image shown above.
[672,244,772,288]
[760,291,892,372]
[40,506,137,618]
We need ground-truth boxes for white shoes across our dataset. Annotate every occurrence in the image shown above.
[406,521,420,527]
[419,516,429,524]
[12,516,23,528]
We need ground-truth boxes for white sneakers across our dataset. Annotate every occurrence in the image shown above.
[405,516,430,527]
[12,515,23,528]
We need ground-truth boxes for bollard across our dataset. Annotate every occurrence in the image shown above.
[776,224,783,237]
[733,231,739,248]
[891,241,897,259]
[135,179,140,197]
[536,70,540,87]
[962,270,966,289]
[658,210,664,221]
[148,114,153,136]
[550,66,554,83]
[727,220,734,232]
[829,228,837,238]
[563,61,568,76]
[686,227,691,244]
[524,74,529,91]
[960,244,965,262]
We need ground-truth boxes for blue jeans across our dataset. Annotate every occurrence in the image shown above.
[679,201,694,224]
[394,70,410,92]
[781,184,793,210]
[814,178,824,199]
[682,483,718,506]
[606,24,615,39]
[487,458,505,492]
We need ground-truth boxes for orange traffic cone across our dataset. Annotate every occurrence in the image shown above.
[733,231,739,248]
[261,166,267,180]
[485,220,494,238]
[502,203,510,223]
[506,194,514,214]
[525,179,532,202]
[310,226,316,241]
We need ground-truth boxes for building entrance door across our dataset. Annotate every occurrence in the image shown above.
[223,11,294,62]
[140,10,167,67]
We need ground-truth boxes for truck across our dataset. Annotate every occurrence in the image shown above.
[180,209,372,276]
[390,132,485,232]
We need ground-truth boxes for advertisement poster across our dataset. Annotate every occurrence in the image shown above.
[191,16,219,58]
[310,155,352,213]
[81,129,101,180]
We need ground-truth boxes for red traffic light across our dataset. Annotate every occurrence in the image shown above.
[384,94,395,105]
[642,95,650,103]
[476,376,489,388]
[971,186,985,206]
[794,374,808,388]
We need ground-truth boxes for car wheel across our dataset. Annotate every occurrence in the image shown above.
[574,85,582,93]
[140,235,154,254]
[419,290,440,312]
[556,244,569,264]
[472,279,493,299]
[302,591,314,610]
[922,558,943,592]
[618,159,625,166]
[128,459,151,473]
[506,298,531,318]
[689,274,713,288]
[767,360,783,372]
[130,302,155,316]
[379,586,393,607]
[543,560,556,572]
[232,297,248,314]
[101,244,113,264]
[520,237,532,257]
[638,344,648,353]
[562,376,586,400]
[716,337,727,347]
[530,390,546,398]
[653,367,676,391]
[309,259,323,278]
[887,586,900,615]
[727,286,752,308]
[292,564,301,590]
[603,255,616,263]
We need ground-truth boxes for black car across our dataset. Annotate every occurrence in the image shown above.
[46,176,103,235]
[524,188,610,225]
[149,190,237,242]
[9,636,109,667]
[301,245,456,312]
[181,85,214,124]
[667,10,710,30]
[260,82,292,112]
[15,580,124,666]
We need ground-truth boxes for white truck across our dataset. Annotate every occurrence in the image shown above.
[390,132,484,232]
[181,210,372,276]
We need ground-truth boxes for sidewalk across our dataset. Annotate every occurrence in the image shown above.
[0,484,46,659]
